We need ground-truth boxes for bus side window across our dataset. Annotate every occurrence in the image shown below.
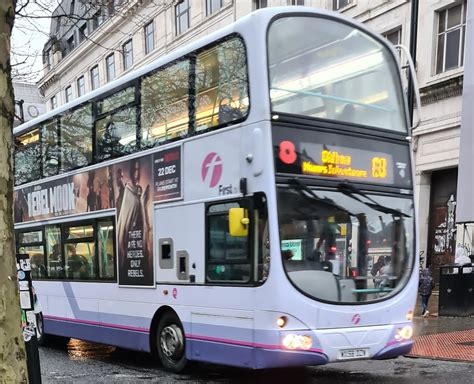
[206,201,251,283]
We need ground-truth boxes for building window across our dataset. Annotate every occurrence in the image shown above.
[383,28,402,59]
[78,23,87,43]
[91,9,104,32]
[66,35,75,53]
[175,0,190,35]
[77,76,85,97]
[65,85,73,103]
[122,39,133,70]
[436,2,466,74]
[384,28,402,46]
[45,49,52,70]
[254,0,267,9]
[206,0,223,15]
[106,53,115,81]
[289,0,305,5]
[90,65,100,90]
[69,0,75,14]
[333,0,352,10]
[144,21,155,55]
[50,95,57,110]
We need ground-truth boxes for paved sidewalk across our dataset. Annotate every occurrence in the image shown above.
[407,290,474,362]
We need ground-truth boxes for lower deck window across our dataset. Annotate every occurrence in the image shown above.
[16,217,116,281]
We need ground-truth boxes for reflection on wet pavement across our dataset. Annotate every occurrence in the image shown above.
[68,339,116,361]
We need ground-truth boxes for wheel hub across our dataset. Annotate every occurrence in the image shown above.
[160,324,184,359]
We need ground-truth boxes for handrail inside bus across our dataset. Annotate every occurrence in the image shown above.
[395,44,422,132]
[352,288,394,293]
[271,87,393,112]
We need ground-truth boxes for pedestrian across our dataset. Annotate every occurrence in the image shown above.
[419,268,435,318]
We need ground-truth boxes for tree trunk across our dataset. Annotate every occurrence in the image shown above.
[0,1,29,383]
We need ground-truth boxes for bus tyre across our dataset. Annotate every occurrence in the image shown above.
[156,312,187,372]
[36,312,45,346]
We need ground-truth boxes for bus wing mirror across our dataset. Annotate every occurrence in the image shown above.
[395,44,422,133]
[229,208,249,237]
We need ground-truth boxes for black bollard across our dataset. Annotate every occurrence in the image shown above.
[16,254,42,384]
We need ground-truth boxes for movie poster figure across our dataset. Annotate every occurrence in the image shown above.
[116,158,152,286]
[87,171,100,211]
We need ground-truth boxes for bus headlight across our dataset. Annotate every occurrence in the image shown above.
[395,326,413,341]
[282,334,312,350]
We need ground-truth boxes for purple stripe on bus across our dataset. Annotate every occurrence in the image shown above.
[186,322,324,351]
[187,333,324,353]
[44,316,150,352]
[385,339,400,347]
[44,315,149,333]
[189,338,328,369]
[373,340,413,360]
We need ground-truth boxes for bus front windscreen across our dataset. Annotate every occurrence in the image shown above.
[278,185,414,303]
[268,16,407,133]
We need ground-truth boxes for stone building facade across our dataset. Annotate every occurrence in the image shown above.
[37,0,470,273]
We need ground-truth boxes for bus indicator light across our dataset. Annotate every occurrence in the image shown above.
[277,316,287,328]
[279,141,297,164]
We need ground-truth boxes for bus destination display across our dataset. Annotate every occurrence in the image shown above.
[273,127,412,189]
[278,140,393,184]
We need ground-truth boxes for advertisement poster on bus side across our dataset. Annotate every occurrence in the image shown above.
[13,146,183,286]
[153,146,182,201]
[113,157,154,287]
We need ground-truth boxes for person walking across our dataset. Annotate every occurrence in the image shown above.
[419,268,435,318]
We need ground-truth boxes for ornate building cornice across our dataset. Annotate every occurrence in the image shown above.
[420,75,463,105]
[39,74,59,97]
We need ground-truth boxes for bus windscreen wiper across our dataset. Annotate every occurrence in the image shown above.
[337,182,411,218]
[288,178,353,216]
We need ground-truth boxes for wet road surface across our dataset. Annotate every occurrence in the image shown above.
[39,337,474,383]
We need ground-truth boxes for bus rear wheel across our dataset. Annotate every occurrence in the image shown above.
[156,312,187,372]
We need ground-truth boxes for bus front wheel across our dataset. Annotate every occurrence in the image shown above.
[36,312,45,346]
[156,311,187,372]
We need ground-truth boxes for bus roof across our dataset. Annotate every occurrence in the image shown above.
[14,6,390,137]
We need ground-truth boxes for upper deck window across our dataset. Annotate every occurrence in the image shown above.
[14,129,41,186]
[195,37,249,131]
[60,104,93,172]
[268,16,407,133]
[141,59,190,147]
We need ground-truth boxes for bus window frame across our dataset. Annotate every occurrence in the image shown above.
[205,198,255,285]
[265,12,410,136]
[14,128,42,186]
[59,102,94,173]
[13,34,250,187]
[15,217,117,283]
[16,227,47,279]
[205,193,268,287]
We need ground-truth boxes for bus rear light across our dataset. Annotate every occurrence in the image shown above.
[395,326,413,341]
[277,316,287,328]
[282,334,312,350]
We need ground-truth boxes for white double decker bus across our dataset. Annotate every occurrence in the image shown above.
[14,7,417,372]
